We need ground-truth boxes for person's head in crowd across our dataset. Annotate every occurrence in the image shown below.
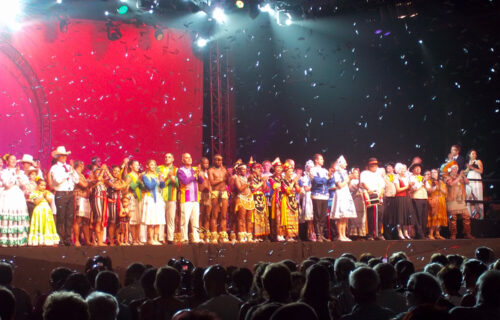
[249,302,283,320]
[85,291,119,320]
[191,267,207,299]
[270,302,319,320]
[49,267,73,291]
[280,260,297,272]
[250,262,268,299]
[290,271,306,301]
[374,263,397,290]
[349,267,380,304]
[340,253,357,262]
[124,263,146,286]
[0,286,16,320]
[262,263,291,302]
[430,253,448,266]
[203,265,227,298]
[405,272,442,307]
[140,268,158,299]
[231,268,253,297]
[155,266,181,298]
[395,260,415,289]
[307,256,320,263]
[62,272,92,298]
[437,266,462,296]
[401,304,452,320]
[389,251,409,265]
[476,270,500,306]
[172,309,219,320]
[226,265,238,286]
[0,262,13,286]
[95,271,120,296]
[475,247,495,265]
[299,260,316,275]
[446,254,464,268]
[423,263,444,277]
[319,257,335,266]
[301,264,331,303]
[462,259,488,289]
[85,256,113,274]
[492,259,500,271]
[43,291,90,320]
[335,257,356,283]
[87,265,107,288]
[317,260,335,287]
[368,258,383,268]
[360,253,375,265]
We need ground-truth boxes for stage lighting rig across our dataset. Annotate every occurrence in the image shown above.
[0,0,23,30]
[212,7,227,23]
[154,26,164,40]
[196,37,208,47]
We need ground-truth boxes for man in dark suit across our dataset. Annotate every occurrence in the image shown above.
[450,145,466,172]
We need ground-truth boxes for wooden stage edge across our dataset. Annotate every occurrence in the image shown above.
[1,238,500,298]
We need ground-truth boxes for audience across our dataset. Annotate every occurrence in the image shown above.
[1,246,499,320]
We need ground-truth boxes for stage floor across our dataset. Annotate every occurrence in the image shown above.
[2,238,500,298]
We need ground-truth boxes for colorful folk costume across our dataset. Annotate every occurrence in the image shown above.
[75,174,91,221]
[445,162,473,239]
[0,168,30,247]
[268,158,285,241]
[28,190,60,246]
[91,181,109,227]
[466,159,484,219]
[426,176,448,239]
[141,174,166,227]
[409,163,427,239]
[126,172,143,228]
[348,177,367,238]
[299,161,315,241]
[157,164,179,243]
[250,165,270,239]
[177,166,203,243]
[280,165,300,240]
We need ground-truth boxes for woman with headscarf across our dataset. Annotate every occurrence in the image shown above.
[330,156,357,241]
[299,160,315,241]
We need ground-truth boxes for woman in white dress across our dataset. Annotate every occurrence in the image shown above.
[299,160,315,241]
[141,159,165,245]
[466,150,484,219]
[0,154,30,247]
[331,156,357,241]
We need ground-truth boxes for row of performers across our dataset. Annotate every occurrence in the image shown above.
[0,147,474,247]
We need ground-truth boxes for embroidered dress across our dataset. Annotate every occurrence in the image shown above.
[280,178,300,237]
[28,191,60,246]
[250,175,270,237]
[426,180,448,227]
[141,174,166,226]
[0,168,30,247]
[298,175,314,222]
[127,173,143,225]
[331,170,357,219]
[74,174,91,219]
[91,183,108,226]
[348,179,367,237]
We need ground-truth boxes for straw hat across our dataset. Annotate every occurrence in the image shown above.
[51,146,71,158]
[18,154,35,165]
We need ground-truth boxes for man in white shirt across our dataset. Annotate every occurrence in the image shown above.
[49,146,79,246]
[360,158,385,240]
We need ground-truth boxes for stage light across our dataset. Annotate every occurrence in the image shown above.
[235,0,244,9]
[212,7,227,24]
[0,0,23,30]
[196,38,208,47]
[276,11,292,27]
[259,3,272,13]
[117,5,129,15]
[57,0,63,4]
[154,27,164,40]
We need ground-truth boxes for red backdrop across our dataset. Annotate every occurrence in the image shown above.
[0,19,203,167]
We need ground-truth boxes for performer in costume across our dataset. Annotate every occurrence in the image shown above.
[426,169,448,240]
[360,158,385,241]
[445,163,474,239]
[348,167,366,239]
[450,145,466,172]
[107,165,127,245]
[249,162,270,240]
[331,156,357,242]
[124,160,145,245]
[327,162,337,240]
[90,167,108,246]
[28,178,60,246]
[381,164,396,239]
[141,159,166,245]
[409,162,427,239]
[268,158,285,241]
[465,149,484,219]
[157,153,179,244]
[234,164,256,242]
[208,154,230,243]
[198,157,212,243]
[310,154,331,242]
[118,196,131,245]
[280,163,300,241]
[299,160,315,241]
[177,153,203,243]
[49,146,79,246]
[24,166,38,219]
[73,161,92,247]
[0,154,30,247]
[391,163,413,240]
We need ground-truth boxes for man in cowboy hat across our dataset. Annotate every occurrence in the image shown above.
[18,154,43,179]
[49,146,79,246]
[360,157,385,240]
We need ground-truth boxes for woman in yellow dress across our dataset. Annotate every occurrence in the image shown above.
[426,169,448,239]
[28,178,60,246]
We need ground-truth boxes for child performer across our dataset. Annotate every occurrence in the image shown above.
[118,196,131,245]
[28,178,60,246]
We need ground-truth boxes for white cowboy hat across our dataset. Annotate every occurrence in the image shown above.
[26,166,38,173]
[17,154,35,165]
[51,146,71,158]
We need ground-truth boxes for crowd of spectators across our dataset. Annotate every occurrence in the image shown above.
[0,246,499,320]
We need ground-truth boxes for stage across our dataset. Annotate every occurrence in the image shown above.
[2,238,500,298]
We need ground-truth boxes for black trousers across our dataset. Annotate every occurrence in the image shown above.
[412,199,427,238]
[312,199,328,238]
[55,191,75,245]
[366,205,383,238]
